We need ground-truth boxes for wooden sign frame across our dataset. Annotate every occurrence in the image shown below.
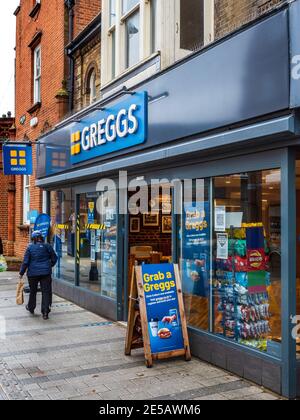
[125,263,191,368]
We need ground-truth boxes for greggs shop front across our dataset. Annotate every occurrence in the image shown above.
[36,5,300,398]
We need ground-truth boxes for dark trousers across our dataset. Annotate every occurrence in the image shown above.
[28,275,52,315]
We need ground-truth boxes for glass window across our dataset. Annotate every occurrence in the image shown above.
[88,69,97,105]
[111,29,116,79]
[296,160,300,358]
[180,0,204,52]
[151,0,158,53]
[109,0,116,26]
[179,179,211,331]
[33,45,41,103]
[122,0,139,15]
[126,11,140,68]
[50,189,76,284]
[78,192,117,299]
[23,175,30,225]
[212,170,281,354]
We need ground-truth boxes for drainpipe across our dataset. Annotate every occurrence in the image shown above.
[65,0,75,112]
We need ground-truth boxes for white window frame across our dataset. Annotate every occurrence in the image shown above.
[105,0,156,81]
[23,176,31,225]
[33,45,41,104]
[174,0,215,61]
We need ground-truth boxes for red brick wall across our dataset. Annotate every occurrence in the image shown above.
[14,0,70,258]
[0,117,16,256]
[14,0,101,259]
[73,0,101,38]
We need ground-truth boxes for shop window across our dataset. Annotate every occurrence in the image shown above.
[179,179,211,331]
[78,192,117,299]
[296,161,300,358]
[212,170,281,355]
[179,169,282,356]
[51,189,76,285]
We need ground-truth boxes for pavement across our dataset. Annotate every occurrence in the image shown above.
[0,272,280,401]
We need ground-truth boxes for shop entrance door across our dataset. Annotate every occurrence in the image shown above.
[123,184,176,321]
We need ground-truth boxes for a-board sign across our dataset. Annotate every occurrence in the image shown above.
[125,263,191,368]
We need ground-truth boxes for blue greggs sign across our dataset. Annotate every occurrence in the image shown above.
[2,144,33,175]
[70,91,148,164]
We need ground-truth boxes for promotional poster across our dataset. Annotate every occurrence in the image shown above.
[181,202,210,297]
[141,264,184,354]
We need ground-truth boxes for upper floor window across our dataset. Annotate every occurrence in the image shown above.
[125,10,140,68]
[106,0,157,81]
[175,0,214,60]
[33,45,41,103]
[122,0,139,15]
[87,69,97,105]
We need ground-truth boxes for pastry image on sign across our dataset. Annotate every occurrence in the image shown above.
[158,328,172,339]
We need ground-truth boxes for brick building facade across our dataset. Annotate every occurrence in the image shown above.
[13,0,100,259]
[68,13,101,112]
[0,114,16,257]
[214,0,283,40]
[11,0,285,260]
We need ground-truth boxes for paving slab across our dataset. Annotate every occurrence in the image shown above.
[0,272,281,401]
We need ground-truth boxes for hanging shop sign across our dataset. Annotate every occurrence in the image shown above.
[34,213,51,239]
[125,263,191,368]
[2,143,33,176]
[70,91,148,165]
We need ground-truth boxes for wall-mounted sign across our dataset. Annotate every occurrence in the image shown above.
[70,91,148,164]
[19,115,26,125]
[30,117,38,128]
[2,144,33,175]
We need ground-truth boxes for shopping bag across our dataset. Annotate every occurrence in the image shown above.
[0,255,7,272]
[16,280,24,305]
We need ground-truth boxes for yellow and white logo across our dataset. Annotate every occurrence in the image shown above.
[10,149,27,167]
[71,131,81,156]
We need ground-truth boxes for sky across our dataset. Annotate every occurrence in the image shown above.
[0,1,20,117]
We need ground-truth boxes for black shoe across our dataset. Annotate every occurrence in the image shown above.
[26,305,34,315]
[43,314,49,320]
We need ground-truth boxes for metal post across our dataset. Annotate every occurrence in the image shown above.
[281,148,297,399]
[75,194,80,287]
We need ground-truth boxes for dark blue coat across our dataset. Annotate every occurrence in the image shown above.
[20,243,58,278]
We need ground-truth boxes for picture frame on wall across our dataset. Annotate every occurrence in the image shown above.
[130,217,140,233]
[162,216,172,233]
[143,213,159,227]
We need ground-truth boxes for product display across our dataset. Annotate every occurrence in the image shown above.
[214,224,272,351]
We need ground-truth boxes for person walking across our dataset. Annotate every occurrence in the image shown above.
[19,231,58,320]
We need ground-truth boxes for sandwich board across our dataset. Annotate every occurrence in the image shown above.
[125,263,191,368]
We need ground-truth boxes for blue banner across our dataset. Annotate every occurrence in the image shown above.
[141,264,184,354]
[34,214,51,239]
[2,144,33,175]
[181,202,210,297]
[70,91,148,165]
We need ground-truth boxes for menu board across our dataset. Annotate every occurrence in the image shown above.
[125,264,191,368]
